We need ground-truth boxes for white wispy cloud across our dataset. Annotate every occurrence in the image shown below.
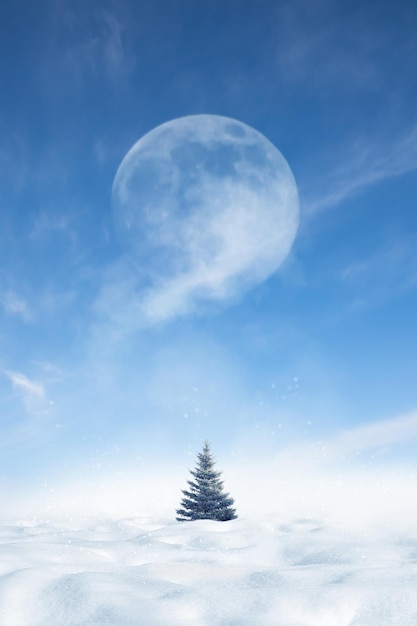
[276,410,417,467]
[275,0,383,90]
[4,370,46,403]
[336,235,417,313]
[317,410,417,460]
[56,7,133,86]
[31,360,72,386]
[1,291,31,322]
[29,211,74,240]
[1,370,55,448]
[93,175,298,341]
[269,1,417,218]
[304,124,417,216]
[100,10,130,80]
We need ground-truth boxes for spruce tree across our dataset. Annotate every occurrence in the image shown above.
[176,441,237,521]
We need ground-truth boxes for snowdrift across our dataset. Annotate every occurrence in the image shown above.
[0,516,416,625]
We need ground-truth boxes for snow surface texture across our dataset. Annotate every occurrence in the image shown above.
[0,516,416,626]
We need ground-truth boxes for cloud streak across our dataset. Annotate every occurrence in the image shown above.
[304,124,417,216]
[317,410,417,460]
[0,370,57,450]
[273,410,417,468]
[59,8,132,85]
[4,370,46,403]
[1,291,31,322]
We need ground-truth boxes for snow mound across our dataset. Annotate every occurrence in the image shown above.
[0,516,416,625]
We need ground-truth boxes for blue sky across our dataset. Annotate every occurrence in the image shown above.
[1,0,417,501]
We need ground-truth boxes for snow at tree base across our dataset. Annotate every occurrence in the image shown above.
[176,442,237,522]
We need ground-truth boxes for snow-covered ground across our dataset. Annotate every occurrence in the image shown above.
[1,514,416,625]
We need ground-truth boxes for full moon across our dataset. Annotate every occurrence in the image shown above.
[112,114,299,318]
